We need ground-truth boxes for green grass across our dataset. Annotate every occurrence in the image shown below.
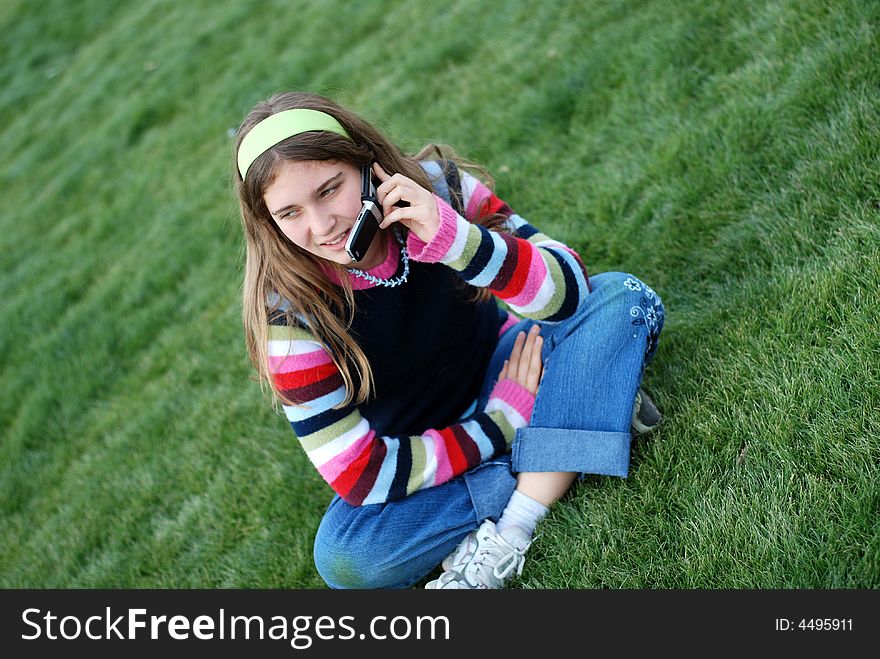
[1,0,877,588]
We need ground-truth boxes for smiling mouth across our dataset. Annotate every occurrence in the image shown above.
[321,230,349,246]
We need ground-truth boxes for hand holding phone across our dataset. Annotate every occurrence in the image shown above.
[373,163,441,244]
[345,162,440,262]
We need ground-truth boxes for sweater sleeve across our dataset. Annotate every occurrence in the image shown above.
[407,169,590,322]
[269,322,535,506]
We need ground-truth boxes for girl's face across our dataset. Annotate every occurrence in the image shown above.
[263,159,386,270]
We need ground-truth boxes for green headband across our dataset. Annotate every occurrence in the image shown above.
[237,108,350,179]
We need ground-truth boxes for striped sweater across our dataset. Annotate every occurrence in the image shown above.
[269,162,590,506]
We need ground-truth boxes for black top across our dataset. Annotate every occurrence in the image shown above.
[349,257,507,437]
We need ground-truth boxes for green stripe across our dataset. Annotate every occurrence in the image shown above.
[531,248,567,320]
[298,411,361,451]
[268,324,316,342]
[407,440,427,494]
[486,409,516,448]
[446,223,483,271]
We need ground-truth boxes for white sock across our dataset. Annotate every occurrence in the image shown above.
[495,490,549,539]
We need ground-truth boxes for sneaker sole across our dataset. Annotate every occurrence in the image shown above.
[631,388,661,436]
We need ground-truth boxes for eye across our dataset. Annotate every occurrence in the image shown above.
[279,207,301,220]
[321,185,339,198]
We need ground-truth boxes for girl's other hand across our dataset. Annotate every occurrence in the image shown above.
[372,162,441,244]
[497,325,544,396]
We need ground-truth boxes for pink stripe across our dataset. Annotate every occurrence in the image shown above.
[316,428,375,482]
[425,429,452,484]
[268,349,332,374]
[505,246,549,306]
[465,180,492,220]
[490,380,536,422]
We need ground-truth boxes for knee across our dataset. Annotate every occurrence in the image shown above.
[314,517,369,589]
[313,513,401,589]
[616,273,664,361]
[587,272,665,348]
[313,544,360,590]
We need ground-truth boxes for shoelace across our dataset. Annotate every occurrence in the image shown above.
[465,532,529,587]
[446,533,478,571]
[492,545,528,580]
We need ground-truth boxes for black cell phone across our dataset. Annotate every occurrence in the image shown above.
[345,164,410,262]
[345,165,383,262]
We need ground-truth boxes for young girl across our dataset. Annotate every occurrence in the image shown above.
[233,91,664,589]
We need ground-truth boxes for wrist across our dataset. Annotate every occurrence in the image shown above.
[406,194,459,262]
[415,197,441,243]
[486,378,536,425]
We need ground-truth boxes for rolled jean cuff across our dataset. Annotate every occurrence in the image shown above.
[463,459,517,523]
[511,427,632,478]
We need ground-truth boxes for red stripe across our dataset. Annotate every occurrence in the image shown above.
[342,441,387,505]
[280,375,343,405]
[331,440,385,505]
[451,424,480,467]
[439,426,467,475]
[484,193,508,216]
[496,239,532,299]
[488,232,518,291]
[477,192,512,221]
[273,361,338,390]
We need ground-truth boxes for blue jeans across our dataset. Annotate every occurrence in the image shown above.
[313,272,665,588]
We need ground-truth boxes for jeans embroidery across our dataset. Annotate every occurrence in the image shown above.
[625,277,664,362]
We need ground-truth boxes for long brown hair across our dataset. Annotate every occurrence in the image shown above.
[233,92,507,408]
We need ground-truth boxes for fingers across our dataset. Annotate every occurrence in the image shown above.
[508,330,526,377]
[498,359,509,381]
[527,331,543,393]
[378,204,416,229]
[374,169,411,206]
[504,325,544,395]
[517,326,542,392]
[382,181,408,207]
[372,162,390,182]
[375,175,415,226]
[369,167,439,242]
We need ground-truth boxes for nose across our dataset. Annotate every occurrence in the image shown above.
[309,209,337,242]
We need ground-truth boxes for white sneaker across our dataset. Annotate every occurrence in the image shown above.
[426,520,531,589]
[425,530,480,589]
[441,529,480,572]
[424,570,471,589]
